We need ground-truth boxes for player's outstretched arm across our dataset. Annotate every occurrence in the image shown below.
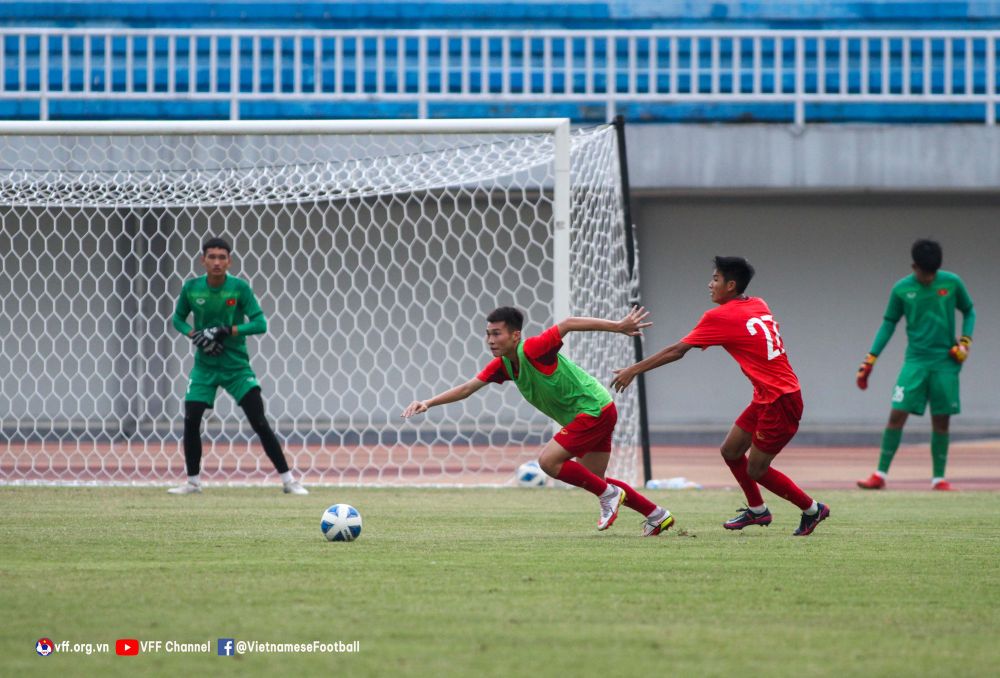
[402,378,488,418]
[611,341,694,392]
[557,305,651,337]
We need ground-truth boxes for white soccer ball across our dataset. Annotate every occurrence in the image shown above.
[516,460,548,488]
[321,504,363,542]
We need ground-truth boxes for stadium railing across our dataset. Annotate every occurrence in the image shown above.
[2,28,999,124]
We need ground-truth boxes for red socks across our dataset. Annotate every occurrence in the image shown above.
[756,467,813,511]
[726,455,813,510]
[555,460,608,496]
[606,477,658,517]
[553,464,662,519]
[725,455,765,507]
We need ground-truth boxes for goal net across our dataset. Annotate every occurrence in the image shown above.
[0,119,642,486]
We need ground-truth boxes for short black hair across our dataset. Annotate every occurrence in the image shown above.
[486,306,524,331]
[202,237,232,255]
[713,256,755,294]
[911,239,942,273]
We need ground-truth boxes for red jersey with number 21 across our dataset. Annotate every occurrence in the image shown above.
[681,297,800,404]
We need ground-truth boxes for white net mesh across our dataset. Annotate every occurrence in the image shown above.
[0,122,640,486]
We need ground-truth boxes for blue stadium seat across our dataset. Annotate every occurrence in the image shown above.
[3,3,1000,121]
[4,2,1000,30]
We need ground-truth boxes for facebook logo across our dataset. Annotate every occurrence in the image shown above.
[217,638,235,656]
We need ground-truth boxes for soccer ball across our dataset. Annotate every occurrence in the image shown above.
[321,504,362,542]
[515,460,547,488]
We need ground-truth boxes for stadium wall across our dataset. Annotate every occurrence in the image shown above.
[627,124,999,432]
[4,123,996,434]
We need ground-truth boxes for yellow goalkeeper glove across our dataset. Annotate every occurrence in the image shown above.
[949,336,972,363]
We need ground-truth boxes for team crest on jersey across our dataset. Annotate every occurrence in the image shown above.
[226,298,237,306]
[938,289,948,296]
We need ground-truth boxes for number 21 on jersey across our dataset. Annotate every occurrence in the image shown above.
[746,315,785,360]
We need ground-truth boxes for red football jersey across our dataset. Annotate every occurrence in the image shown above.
[477,325,563,383]
[681,297,800,404]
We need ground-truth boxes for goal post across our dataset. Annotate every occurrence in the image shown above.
[0,118,644,486]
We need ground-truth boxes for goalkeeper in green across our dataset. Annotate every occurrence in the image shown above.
[167,237,307,495]
[855,239,975,491]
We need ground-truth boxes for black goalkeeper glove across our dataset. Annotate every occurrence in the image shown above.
[190,331,212,349]
[192,326,231,349]
[204,341,226,357]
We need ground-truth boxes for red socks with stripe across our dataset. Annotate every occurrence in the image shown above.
[554,459,608,496]
[605,477,658,517]
[725,455,765,507]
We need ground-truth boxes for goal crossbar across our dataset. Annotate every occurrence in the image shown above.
[0,118,572,136]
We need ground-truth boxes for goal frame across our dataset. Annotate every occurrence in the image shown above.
[0,117,651,486]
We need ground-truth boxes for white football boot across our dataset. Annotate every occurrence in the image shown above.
[597,484,625,530]
[283,481,309,495]
[167,482,202,495]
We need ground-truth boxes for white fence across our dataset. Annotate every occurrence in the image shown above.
[1,28,999,123]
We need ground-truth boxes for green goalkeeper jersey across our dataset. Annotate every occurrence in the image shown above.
[869,270,975,365]
[172,274,267,372]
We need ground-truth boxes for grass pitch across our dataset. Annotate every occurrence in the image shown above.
[2,486,999,677]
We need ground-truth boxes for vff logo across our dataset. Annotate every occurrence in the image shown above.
[35,638,54,656]
[218,638,235,656]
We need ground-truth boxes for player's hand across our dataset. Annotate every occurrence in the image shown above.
[617,306,652,336]
[204,341,225,357]
[191,326,230,348]
[402,400,429,418]
[949,335,972,363]
[200,326,231,344]
[856,353,877,390]
[189,330,211,348]
[610,366,638,392]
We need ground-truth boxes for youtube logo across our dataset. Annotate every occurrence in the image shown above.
[115,639,139,656]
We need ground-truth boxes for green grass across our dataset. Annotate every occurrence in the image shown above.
[2,487,999,677]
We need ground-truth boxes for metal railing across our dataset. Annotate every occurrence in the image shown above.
[2,28,998,124]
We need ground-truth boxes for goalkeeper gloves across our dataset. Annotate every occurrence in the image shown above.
[204,341,225,357]
[949,335,972,363]
[856,353,877,390]
[190,326,231,350]
[190,331,212,349]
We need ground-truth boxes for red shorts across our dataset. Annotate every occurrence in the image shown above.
[734,390,803,454]
[553,402,617,456]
